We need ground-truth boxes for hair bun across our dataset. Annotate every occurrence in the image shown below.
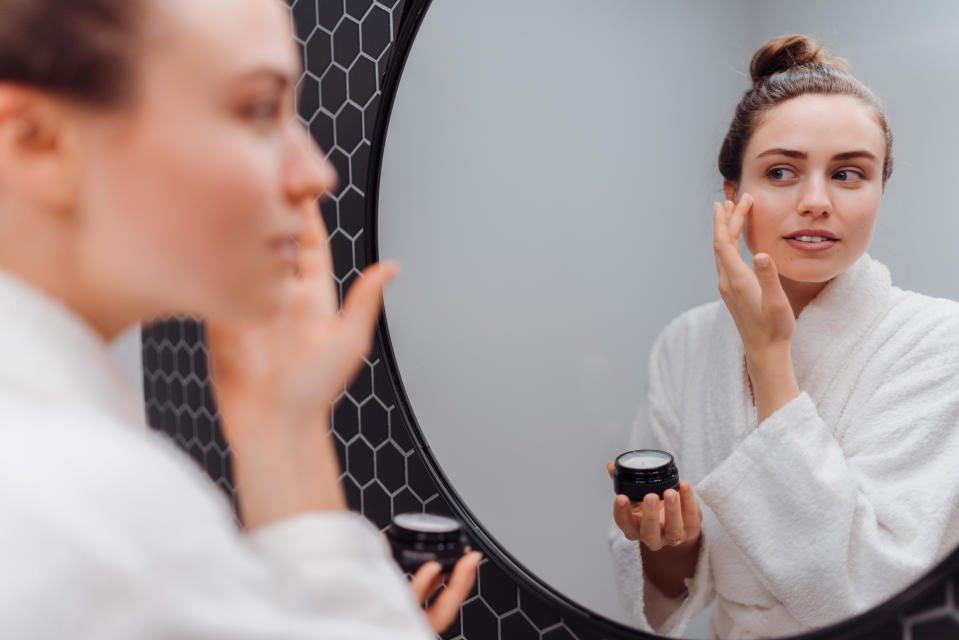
[749,35,848,85]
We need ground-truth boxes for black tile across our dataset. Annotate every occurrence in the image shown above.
[349,359,373,400]
[309,112,335,153]
[316,0,342,31]
[905,584,948,616]
[204,450,224,481]
[326,148,351,195]
[297,73,321,121]
[333,431,346,469]
[175,411,195,443]
[375,443,405,493]
[320,66,347,114]
[337,186,365,236]
[389,415,413,452]
[290,0,316,40]
[424,495,453,518]
[335,102,364,152]
[320,194,338,234]
[332,398,360,441]
[328,229,355,273]
[160,345,174,372]
[169,381,184,408]
[345,0,373,20]
[196,412,213,444]
[349,141,371,194]
[479,561,518,615]
[520,590,563,630]
[332,18,361,68]
[305,28,332,77]
[363,93,381,139]
[500,612,538,640]
[191,347,208,381]
[176,349,191,379]
[359,399,390,446]
[362,481,391,528]
[186,380,202,409]
[407,453,438,501]
[913,616,959,640]
[360,6,391,58]
[346,438,375,486]
[391,487,421,516]
[143,344,158,371]
[460,599,498,640]
[542,626,578,640]
[343,474,362,511]
[347,55,377,107]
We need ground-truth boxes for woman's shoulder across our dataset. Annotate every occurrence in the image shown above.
[655,299,730,351]
[875,285,959,367]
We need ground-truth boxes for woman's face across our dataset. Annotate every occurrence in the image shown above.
[731,94,886,285]
[71,0,335,323]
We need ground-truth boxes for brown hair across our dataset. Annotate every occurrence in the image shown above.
[0,0,141,105]
[718,35,893,185]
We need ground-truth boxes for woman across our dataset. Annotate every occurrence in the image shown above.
[0,0,479,637]
[608,35,959,639]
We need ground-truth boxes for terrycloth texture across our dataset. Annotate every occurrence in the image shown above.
[609,253,959,639]
[0,268,434,639]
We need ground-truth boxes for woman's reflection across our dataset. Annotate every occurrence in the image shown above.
[608,35,959,639]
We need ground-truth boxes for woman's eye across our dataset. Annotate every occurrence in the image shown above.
[244,101,281,122]
[834,169,865,182]
[767,167,796,181]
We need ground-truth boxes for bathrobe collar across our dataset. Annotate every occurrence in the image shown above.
[788,252,893,396]
[0,268,144,428]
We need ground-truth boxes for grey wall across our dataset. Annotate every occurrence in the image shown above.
[378,0,959,635]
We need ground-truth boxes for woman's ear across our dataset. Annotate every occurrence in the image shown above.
[0,86,80,215]
[723,180,738,203]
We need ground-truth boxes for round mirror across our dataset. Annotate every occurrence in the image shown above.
[373,0,959,637]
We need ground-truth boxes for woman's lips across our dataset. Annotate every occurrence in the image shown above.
[784,236,839,252]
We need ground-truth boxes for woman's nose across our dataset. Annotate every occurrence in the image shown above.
[285,123,338,204]
[797,175,832,218]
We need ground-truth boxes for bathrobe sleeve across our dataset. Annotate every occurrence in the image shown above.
[0,411,435,640]
[697,299,959,628]
[608,323,715,636]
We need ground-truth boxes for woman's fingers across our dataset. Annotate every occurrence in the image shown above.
[662,489,685,546]
[679,481,701,538]
[639,494,663,550]
[753,253,790,315]
[606,461,615,479]
[423,551,482,634]
[410,561,444,604]
[728,193,751,238]
[613,494,640,540]
[340,262,399,339]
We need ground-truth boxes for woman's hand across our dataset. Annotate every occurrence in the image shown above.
[410,552,483,634]
[713,194,801,422]
[205,200,397,528]
[608,462,701,550]
[207,199,396,446]
[608,463,702,597]
[713,194,795,363]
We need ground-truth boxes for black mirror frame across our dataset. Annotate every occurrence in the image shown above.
[363,1,959,637]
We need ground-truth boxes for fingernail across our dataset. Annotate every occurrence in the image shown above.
[666,492,677,505]
[756,255,769,268]
[616,495,628,507]
[645,495,658,508]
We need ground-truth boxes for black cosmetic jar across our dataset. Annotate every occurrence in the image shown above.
[612,449,680,502]
[387,512,471,573]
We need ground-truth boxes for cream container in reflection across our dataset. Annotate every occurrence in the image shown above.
[612,449,680,501]
[387,512,471,573]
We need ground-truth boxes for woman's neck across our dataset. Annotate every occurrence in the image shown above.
[780,276,831,319]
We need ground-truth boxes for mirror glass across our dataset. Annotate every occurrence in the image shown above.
[378,0,959,636]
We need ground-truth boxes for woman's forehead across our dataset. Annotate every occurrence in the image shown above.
[143,0,298,83]
[747,94,886,160]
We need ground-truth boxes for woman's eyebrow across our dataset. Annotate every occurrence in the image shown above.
[754,148,878,162]
[831,150,878,162]
[756,148,806,159]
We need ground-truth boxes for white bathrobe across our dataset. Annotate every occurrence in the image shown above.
[0,269,434,639]
[609,253,959,639]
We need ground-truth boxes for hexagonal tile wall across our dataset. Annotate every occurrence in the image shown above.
[140,1,959,639]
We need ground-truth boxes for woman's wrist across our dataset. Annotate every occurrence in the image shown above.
[746,346,800,422]
[227,413,348,529]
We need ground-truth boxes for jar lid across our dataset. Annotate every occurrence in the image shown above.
[614,449,678,482]
[389,512,464,544]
